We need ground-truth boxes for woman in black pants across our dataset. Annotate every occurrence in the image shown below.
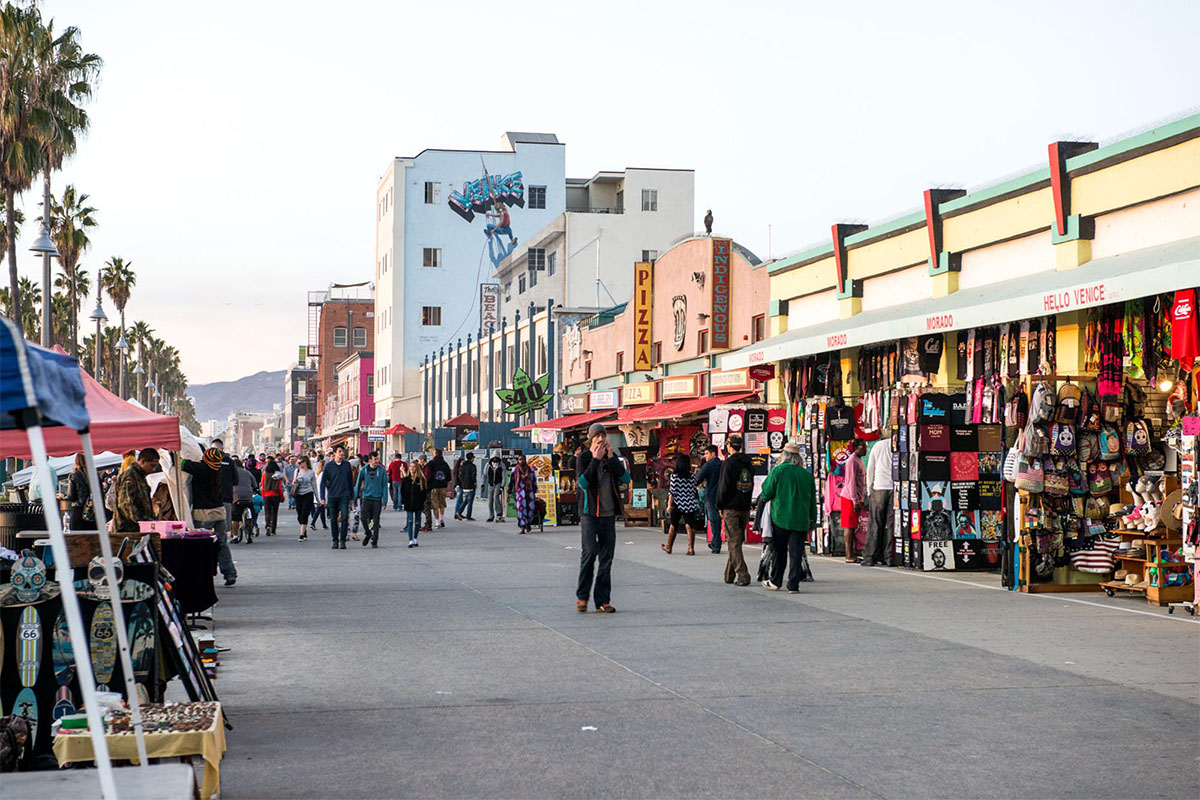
[292,456,317,541]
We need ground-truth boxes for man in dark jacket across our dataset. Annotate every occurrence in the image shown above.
[211,438,236,540]
[716,434,755,586]
[425,450,451,528]
[694,445,723,554]
[320,444,355,549]
[575,422,629,613]
[454,452,478,521]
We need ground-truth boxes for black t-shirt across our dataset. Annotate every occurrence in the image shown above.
[948,392,969,425]
[919,393,951,423]
[956,331,968,380]
[918,334,944,375]
[826,406,854,441]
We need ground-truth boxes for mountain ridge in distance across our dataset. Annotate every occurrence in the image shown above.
[188,369,286,422]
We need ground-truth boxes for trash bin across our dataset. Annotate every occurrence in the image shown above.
[0,501,46,550]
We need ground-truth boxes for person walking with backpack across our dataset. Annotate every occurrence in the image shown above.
[355,451,389,547]
[484,454,507,522]
[292,456,317,541]
[260,456,285,536]
[400,461,428,547]
[454,452,478,521]
[425,449,451,528]
[320,444,355,549]
[575,422,629,612]
[755,440,817,592]
[716,434,754,587]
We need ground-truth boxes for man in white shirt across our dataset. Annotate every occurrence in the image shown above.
[862,432,895,566]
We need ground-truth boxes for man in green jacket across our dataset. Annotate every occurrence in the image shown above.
[756,439,816,593]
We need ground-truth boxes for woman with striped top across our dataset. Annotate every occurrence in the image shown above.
[662,454,705,555]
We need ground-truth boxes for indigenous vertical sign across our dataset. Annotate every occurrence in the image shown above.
[480,283,500,334]
[633,261,653,370]
[711,238,732,349]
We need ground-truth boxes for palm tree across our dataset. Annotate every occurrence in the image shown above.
[100,255,133,393]
[49,290,70,346]
[50,185,97,354]
[0,274,43,339]
[0,193,22,268]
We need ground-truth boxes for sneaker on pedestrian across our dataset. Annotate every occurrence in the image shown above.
[437,521,445,528]
[224,577,236,586]
[486,517,494,522]
[408,540,415,548]
[761,580,780,591]
[331,542,338,549]
[371,542,378,548]
[788,589,800,594]
[339,541,347,549]
[362,536,370,546]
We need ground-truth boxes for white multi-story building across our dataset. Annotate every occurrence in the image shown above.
[493,168,695,318]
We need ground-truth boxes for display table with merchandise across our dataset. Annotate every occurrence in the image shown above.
[159,533,219,614]
[54,701,226,799]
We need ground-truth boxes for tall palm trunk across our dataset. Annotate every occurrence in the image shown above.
[70,280,78,356]
[5,189,21,336]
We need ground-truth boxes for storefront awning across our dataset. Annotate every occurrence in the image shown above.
[513,409,616,432]
[622,391,760,422]
[723,237,1200,369]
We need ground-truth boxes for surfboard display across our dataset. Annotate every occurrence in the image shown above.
[52,611,75,686]
[127,601,156,696]
[90,601,117,691]
[53,685,76,721]
[15,686,38,744]
[18,606,41,687]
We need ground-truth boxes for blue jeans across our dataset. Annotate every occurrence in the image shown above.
[390,482,402,510]
[706,504,722,552]
[455,489,476,519]
[327,495,351,543]
[406,511,418,541]
[576,515,617,608]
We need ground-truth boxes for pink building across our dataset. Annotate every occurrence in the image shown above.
[321,351,375,455]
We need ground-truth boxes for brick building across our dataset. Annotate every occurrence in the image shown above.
[307,283,375,437]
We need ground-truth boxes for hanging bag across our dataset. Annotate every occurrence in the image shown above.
[1015,455,1045,493]
[1125,418,1152,456]
[1098,425,1122,461]
[1044,459,1069,496]
[1049,422,1076,457]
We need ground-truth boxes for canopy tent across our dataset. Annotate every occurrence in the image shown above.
[442,413,480,428]
[12,450,122,487]
[0,350,181,459]
[383,422,419,436]
[621,391,760,423]
[513,409,616,433]
[1,318,145,798]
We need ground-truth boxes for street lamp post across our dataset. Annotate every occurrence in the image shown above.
[87,272,107,379]
[134,341,145,404]
[30,185,59,347]
[117,329,130,399]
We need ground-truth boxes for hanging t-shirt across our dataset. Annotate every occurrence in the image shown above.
[745,409,768,433]
[956,331,969,380]
[918,334,944,375]
[826,406,853,441]
[1006,322,1021,378]
[919,393,951,422]
[948,392,969,425]
[950,425,978,451]
[1170,288,1199,367]
[901,337,923,377]
[1026,318,1041,374]
[920,424,950,452]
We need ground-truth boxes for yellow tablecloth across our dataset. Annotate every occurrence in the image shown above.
[53,702,226,800]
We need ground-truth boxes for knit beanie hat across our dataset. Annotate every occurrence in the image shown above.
[587,422,607,439]
[203,447,223,470]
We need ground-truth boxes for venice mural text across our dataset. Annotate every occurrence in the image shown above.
[448,171,526,222]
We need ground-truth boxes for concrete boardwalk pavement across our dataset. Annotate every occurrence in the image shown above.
[212,505,1200,799]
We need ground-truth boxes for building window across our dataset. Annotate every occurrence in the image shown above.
[297,415,306,428]
[585,360,592,380]
[538,337,547,373]
[504,281,512,302]
[423,247,441,268]
[518,274,526,294]
[641,249,658,262]
[333,327,347,348]
[616,190,624,213]
[529,248,546,271]
[424,182,440,204]
[297,380,306,397]
[641,189,657,212]
[652,341,662,366]
[547,252,556,276]
[422,306,442,326]
[529,185,546,209]
[616,351,624,373]
[698,329,708,355]
[367,376,374,396]
[753,314,766,343]
[353,327,367,348]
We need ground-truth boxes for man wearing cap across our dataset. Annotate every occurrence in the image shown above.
[575,422,630,613]
[863,430,894,567]
[756,440,817,592]
[716,434,754,586]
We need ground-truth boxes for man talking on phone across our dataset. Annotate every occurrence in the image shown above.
[575,422,630,613]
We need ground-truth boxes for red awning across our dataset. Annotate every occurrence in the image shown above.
[442,413,480,428]
[383,423,419,435]
[624,391,760,422]
[0,365,182,459]
[513,409,615,433]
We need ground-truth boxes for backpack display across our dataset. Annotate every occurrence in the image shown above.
[1098,425,1122,461]
[1067,462,1087,496]
[1050,422,1076,457]
[1005,390,1029,430]
[1014,456,1045,493]
[1084,496,1108,520]
[1079,390,1101,431]
[1125,418,1152,456]
[1029,382,1055,424]
[1055,382,1082,424]
[1021,422,1051,457]
[1088,462,1113,496]
[1044,460,1069,496]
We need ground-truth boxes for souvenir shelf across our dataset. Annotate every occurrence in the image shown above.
[1100,531,1192,605]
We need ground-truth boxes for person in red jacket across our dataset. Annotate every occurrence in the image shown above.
[260,456,286,536]
[387,453,407,511]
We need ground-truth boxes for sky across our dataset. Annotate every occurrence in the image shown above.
[10,0,1200,385]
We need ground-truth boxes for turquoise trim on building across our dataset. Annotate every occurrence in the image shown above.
[844,210,926,246]
[665,356,708,376]
[1066,113,1200,172]
[580,302,627,329]
[769,299,786,316]
[767,242,834,274]
[594,375,624,390]
[940,168,1051,215]
[928,251,961,276]
[1050,214,1095,244]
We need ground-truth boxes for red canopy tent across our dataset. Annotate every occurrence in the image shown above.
[442,413,479,428]
[383,423,419,436]
[0,363,181,459]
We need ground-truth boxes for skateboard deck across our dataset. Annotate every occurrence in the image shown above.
[53,685,76,720]
[90,601,117,691]
[18,606,41,687]
[127,601,156,695]
[52,611,75,686]
[15,686,38,744]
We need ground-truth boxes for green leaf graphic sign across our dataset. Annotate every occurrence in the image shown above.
[497,368,551,415]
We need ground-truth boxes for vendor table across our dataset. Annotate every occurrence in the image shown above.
[53,701,226,800]
[160,535,219,614]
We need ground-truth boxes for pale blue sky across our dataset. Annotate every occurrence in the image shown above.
[12,0,1199,385]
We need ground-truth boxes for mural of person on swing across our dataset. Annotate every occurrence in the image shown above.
[485,199,517,247]
[448,166,525,266]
